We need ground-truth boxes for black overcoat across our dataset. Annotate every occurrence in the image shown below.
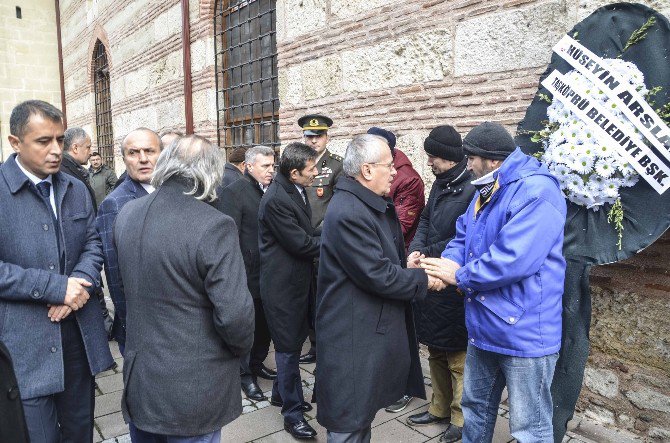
[214,174,264,299]
[0,340,29,443]
[258,173,320,352]
[315,176,428,432]
[114,178,254,436]
[409,162,476,351]
[222,162,244,188]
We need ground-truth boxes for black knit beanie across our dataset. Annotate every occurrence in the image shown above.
[423,125,463,162]
[462,122,515,160]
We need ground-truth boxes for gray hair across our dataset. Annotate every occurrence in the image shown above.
[245,145,275,164]
[343,134,388,177]
[63,127,89,152]
[151,135,225,202]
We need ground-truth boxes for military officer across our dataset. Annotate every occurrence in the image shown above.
[297,114,343,365]
[299,114,343,230]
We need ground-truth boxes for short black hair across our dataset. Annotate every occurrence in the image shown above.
[279,142,317,178]
[10,100,63,140]
[90,151,101,157]
[63,127,89,152]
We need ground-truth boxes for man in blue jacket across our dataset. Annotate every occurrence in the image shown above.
[422,122,566,442]
[0,100,113,443]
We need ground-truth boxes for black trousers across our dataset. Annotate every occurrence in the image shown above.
[241,297,272,382]
[22,320,95,443]
[273,351,305,424]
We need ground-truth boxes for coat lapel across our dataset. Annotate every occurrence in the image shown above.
[276,174,311,219]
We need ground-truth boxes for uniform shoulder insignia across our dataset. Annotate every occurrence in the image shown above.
[329,152,343,162]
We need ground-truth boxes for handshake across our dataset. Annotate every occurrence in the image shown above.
[407,252,461,292]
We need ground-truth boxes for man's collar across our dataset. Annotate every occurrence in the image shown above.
[335,175,389,213]
[140,182,155,193]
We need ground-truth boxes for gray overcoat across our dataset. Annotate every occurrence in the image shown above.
[114,178,255,436]
[316,176,428,432]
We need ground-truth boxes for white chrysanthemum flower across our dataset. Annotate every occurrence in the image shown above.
[595,143,614,158]
[602,179,620,198]
[573,154,594,174]
[618,162,636,177]
[594,159,615,177]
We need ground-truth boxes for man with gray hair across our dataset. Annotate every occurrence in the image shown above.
[316,134,441,442]
[114,135,254,442]
[60,127,97,209]
[215,145,277,401]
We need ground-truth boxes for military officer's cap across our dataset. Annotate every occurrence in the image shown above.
[298,114,333,136]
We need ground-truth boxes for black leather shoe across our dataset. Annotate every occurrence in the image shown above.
[298,352,316,364]
[241,381,265,402]
[251,364,277,380]
[284,420,316,439]
[439,424,463,443]
[406,411,449,426]
[270,396,313,412]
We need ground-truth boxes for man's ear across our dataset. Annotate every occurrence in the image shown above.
[360,164,373,181]
[8,135,20,152]
[289,168,299,181]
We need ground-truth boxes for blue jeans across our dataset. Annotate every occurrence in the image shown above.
[462,345,558,443]
[130,427,221,443]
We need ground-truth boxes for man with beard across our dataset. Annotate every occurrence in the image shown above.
[216,145,277,402]
[422,122,567,442]
[404,125,475,443]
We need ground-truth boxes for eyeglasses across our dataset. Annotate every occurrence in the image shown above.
[367,161,394,170]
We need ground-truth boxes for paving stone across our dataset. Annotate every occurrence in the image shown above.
[96,372,124,394]
[256,400,270,409]
[93,427,103,443]
[96,368,116,378]
[114,358,124,373]
[96,411,129,440]
[371,395,429,428]
[573,415,643,442]
[116,435,131,443]
[95,390,123,418]
[110,341,122,360]
[492,415,513,443]
[220,402,285,441]
[254,417,328,442]
[371,419,428,442]
[243,405,256,414]
[242,398,252,407]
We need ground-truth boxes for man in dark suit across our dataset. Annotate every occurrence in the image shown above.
[0,100,113,443]
[315,134,440,442]
[60,127,96,209]
[259,142,321,439]
[61,127,113,336]
[0,340,29,443]
[114,135,254,442]
[96,128,162,353]
[222,146,247,187]
[215,145,277,402]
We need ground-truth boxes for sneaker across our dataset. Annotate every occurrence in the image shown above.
[439,423,463,443]
[385,395,413,413]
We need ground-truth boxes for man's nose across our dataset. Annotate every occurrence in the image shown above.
[139,150,148,162]
[50,139,63,156]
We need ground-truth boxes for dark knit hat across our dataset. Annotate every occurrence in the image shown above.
[367,127,396,155]
[228,147,247,163]
[463,122,515,160]
[423,125,463,162]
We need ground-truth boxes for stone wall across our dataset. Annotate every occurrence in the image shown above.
[58,0,217,174]
[0,1,62,161]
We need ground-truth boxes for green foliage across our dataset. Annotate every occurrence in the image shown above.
[537,93,552,104]
[619,17,656,57]
[607,198,624,250]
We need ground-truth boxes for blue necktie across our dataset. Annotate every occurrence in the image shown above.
[36,180,51,199]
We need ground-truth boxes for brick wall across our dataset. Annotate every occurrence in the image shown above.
[59,0,217,175]
[0,1,62,161]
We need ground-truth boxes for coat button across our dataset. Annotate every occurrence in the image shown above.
[469,252,473,257]
[480,296,485,301]
[50,346,57,353]
[48,263,55,270]
[470,338,475,343]
[7,386,18,401]
[509,317,516,323]
[43,224,49,231]
[467,298,471,302]
[32,290,40,298]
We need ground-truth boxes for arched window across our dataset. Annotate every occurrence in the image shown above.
[93,40,114,166]
[215,0,279,156]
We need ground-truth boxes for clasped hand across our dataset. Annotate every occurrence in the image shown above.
[407,252,458,292]
[47,277,92,322]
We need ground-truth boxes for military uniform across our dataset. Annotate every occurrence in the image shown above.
[305,150,342,229]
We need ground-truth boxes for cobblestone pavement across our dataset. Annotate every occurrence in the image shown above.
[93,341,643,443]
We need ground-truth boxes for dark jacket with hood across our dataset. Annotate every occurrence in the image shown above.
[389,149,425,249]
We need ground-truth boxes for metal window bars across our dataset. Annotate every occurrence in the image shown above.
[214,0,280,157]
[93,40,115,167]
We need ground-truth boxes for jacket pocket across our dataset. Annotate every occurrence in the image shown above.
[376,302,388,334]
[476,290,525,325]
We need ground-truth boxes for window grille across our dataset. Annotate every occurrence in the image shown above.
[93,40,115,167]
[214,0,280,156]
